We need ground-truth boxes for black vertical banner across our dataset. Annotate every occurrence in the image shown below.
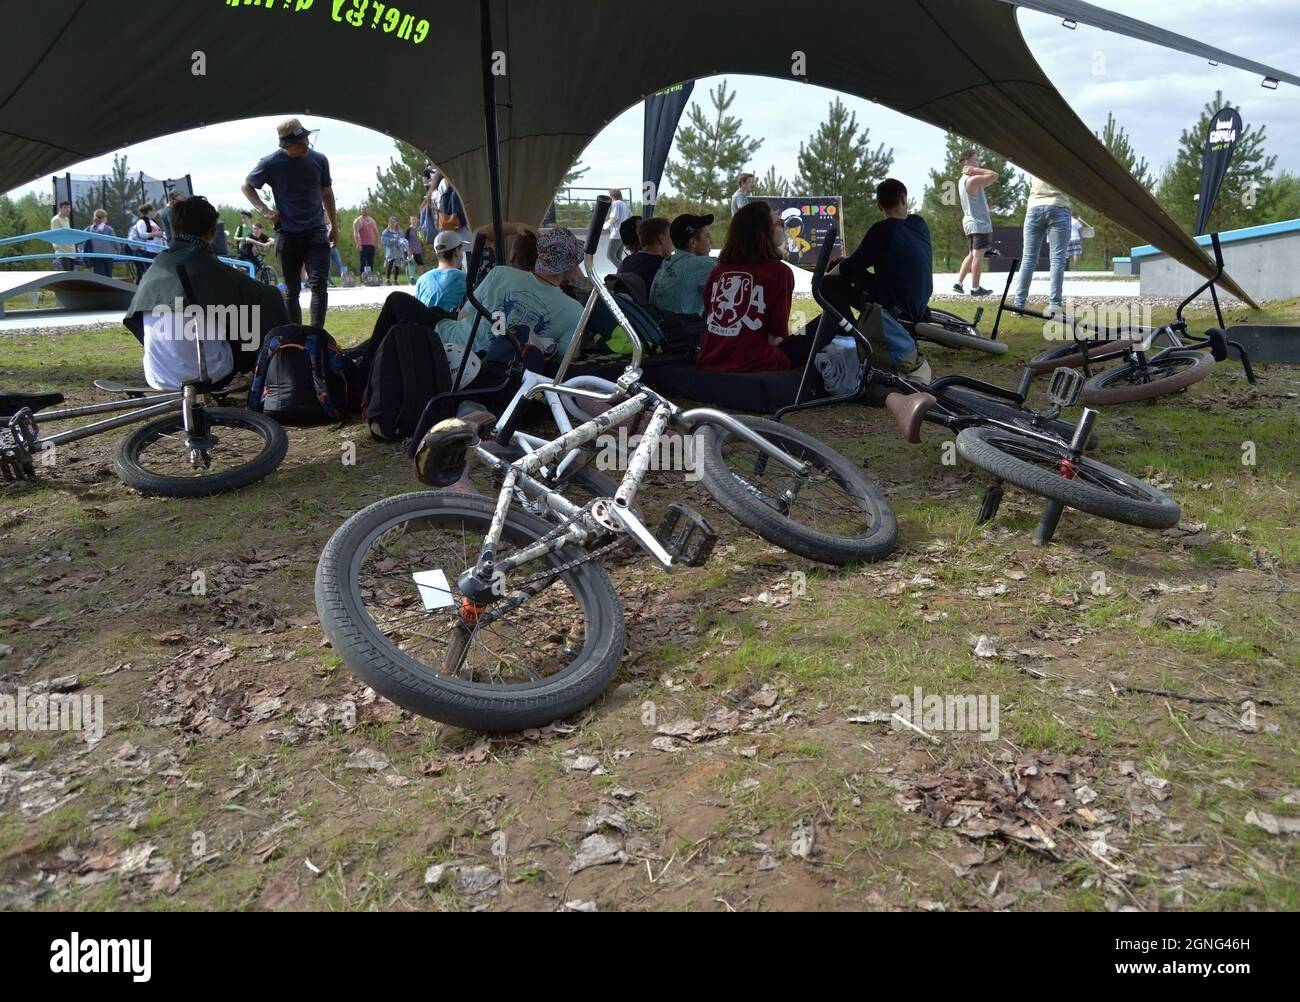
[642,82,695,212]
[1195,106,1242,236]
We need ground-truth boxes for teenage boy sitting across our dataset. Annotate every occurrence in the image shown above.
[649,213,716,317]
[414,230,468,311]
[618,216,671,294]
[123,196,288,390]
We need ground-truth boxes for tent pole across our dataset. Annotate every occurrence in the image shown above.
[479,0,504,252]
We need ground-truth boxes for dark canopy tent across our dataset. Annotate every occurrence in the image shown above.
[2,0,1293,304]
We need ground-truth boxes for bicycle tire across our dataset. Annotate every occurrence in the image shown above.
[916,309,1009,355]
[315,491,624,732]
[955,426,1180,529]
[114,407,288,497]
[697,416,897,565]
[1081,349,1214,405]
[1027,338,1137,373]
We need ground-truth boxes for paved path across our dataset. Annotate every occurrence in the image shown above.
[1,258,1148,336]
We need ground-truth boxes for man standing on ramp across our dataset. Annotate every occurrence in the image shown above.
[241,118,338,328]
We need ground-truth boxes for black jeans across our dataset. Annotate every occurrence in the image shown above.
[277,227,331,328]
[91,260,113,278]
[359,245,376,273]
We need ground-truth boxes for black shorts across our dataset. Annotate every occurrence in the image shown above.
[967,232,992,252]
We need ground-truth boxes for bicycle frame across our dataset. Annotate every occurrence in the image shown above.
[448,199,817,600]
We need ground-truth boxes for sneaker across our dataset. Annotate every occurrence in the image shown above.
[898,350,933,386]
[952,283,965,294]
[1046,303,1065,318]
[970,287,992,297]
[455,400,497,436]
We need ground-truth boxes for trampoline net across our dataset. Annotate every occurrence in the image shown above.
[53,171,193,238]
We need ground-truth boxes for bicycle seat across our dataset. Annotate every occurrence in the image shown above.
[0,391,64,419]
[884,391,936,445]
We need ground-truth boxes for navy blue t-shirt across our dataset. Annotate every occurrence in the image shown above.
[246,149,333,234]
[839,214,933,322]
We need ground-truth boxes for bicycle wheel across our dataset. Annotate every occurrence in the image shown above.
[257,263,278,286]
[956,426,1180,529]
[697,416,897,565]
[114,407,288,497]
[915,309,1009,355]
[315,491,624,732]
[1081,349,1214,405]
[939,385,1098,450]
[1027,338,1136,373]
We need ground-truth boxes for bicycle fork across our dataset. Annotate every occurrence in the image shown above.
[1033,407,1099,546]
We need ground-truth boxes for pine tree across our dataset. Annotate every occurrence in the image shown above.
[1258,171,1300,225]
[0,195,27,256]
[1155,91,1276,234]
[664,80,763,211]
[920,133,1026,270]
[367,140,432,229]
[561,161,590,190]
[794,98,893,249]
[757,165,792,199]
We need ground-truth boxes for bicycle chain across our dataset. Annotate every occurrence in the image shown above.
[503,504,633,593]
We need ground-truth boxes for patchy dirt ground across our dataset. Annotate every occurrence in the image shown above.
[1,300,1298,911]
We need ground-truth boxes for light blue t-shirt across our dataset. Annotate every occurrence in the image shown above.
[435,266,584,355]
[415,267,467,312]
[650,250,717,316]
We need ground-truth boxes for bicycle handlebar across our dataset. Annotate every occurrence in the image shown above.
[586,195,611,257]
[466,231,488,290]
[809,222,861,344]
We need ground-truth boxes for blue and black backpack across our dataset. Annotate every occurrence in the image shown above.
[248,325,364,426]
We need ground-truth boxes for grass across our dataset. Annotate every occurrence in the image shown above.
[1,296,1298,912]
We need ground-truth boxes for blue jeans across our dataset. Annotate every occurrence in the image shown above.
[1013,205,1071,308]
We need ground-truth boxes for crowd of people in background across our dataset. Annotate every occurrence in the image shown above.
[47,121,1101,423]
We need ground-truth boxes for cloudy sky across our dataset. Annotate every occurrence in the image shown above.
[6,0,1298,210]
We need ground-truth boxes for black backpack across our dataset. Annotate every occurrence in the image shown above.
[363,322,452,441]
[248,325,364,426]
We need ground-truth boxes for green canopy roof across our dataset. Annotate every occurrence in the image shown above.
[3,0,1293,302]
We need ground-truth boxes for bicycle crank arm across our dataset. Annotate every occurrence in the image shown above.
[605,500,675,568]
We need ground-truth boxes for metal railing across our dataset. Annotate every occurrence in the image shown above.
[545,186,634,230]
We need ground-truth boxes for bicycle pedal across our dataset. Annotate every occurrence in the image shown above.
[1047,367,1084,408]
[655,502,719,568]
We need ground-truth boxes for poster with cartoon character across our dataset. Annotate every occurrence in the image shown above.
[759,196,845,269]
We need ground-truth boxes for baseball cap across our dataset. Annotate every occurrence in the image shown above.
[535,227,581,276]
[433,230,465,254]
[670,213,713,249]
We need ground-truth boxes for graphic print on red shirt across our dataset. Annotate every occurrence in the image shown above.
[698,260,793,373]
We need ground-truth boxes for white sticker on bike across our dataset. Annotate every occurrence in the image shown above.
[412,569,456,610]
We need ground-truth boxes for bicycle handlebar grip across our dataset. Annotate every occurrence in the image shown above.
[814,222,838,280]
[466,231,488,287]
[586,195,612,256]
